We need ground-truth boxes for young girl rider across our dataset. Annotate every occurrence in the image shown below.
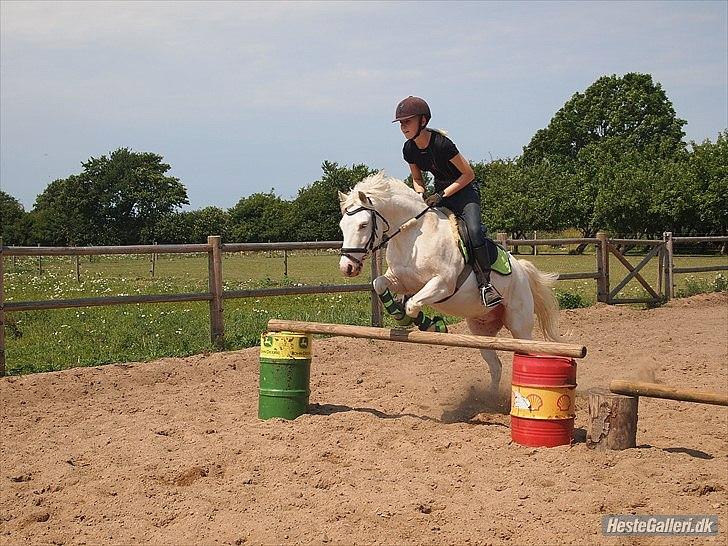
[393,95,502,307]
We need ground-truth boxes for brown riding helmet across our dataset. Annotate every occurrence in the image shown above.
[392,96,431,123]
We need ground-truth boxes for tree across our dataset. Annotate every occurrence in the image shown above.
[154,207,230,244]
[31,175,97,245]
[521,73,687,165]
[475,159,571,241]
[79,148,189,243]
[690,132,728,236]
[292,161,376,241]
[31,148,188,245]
[0,191,26,244]
[228,192,291,243]
[519,73,689,242]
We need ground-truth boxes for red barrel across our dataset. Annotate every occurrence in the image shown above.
[510,353,577,447]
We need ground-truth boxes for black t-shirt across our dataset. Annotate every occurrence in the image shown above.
[403,129,462,192]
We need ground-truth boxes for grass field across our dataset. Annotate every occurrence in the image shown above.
[3,247,726,375]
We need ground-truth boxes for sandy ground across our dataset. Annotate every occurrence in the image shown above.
[1,293,727,545]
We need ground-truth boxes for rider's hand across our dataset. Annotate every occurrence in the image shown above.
[425,192,443,207]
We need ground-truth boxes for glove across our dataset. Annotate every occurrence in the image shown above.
[425,192,443,207]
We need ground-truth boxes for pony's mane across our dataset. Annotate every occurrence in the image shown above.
[344,171,419,209]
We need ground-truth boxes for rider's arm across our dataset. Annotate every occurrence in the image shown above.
[441,153,475,197]
[408,163,427,194]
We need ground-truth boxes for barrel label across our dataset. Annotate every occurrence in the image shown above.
[511,385,575,419]
[260,332,313,359]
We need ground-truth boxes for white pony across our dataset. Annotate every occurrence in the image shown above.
[338,171,562,392]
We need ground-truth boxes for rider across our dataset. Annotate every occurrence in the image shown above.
[393,95,502,307]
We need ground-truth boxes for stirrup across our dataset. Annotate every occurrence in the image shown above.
[480,284,502,308]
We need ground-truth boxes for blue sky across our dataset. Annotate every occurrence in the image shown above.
[1,0,726,211]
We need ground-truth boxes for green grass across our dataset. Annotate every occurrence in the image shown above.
[3,249,726,375]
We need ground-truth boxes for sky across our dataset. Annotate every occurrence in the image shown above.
[1,0,726,211]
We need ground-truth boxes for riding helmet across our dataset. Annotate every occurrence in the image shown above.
[392,96,431,123]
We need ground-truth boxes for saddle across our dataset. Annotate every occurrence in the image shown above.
[435,208,511,304]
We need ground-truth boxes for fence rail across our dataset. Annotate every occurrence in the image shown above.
[1,233,726,376]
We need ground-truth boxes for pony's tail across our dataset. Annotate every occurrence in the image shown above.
[518,259,562,342]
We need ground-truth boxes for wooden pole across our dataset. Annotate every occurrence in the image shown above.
[664,232,674,300]
[75,254,81,282]
[0,240,5,376]
[150,242,157,278]
[656,244,663,298]
[283,249,288,277]
[610,379,728,407]
[586,388,638,450]
[266,319,587,358]
[596,231,609,303]
[370,249,383,327]
[496,232,508,252]
[207,236,225,349]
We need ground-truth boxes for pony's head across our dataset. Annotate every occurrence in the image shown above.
[337,171,406,277]
[337,187,379,277]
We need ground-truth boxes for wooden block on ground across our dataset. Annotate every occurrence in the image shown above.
[586,387,638,451]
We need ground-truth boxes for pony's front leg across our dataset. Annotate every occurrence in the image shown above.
[372,274,394,296]
[405,276,453,332]
[372,274,412,326]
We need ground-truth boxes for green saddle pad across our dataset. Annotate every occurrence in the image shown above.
[491,244,512,276]
[457,240,511,276]
[446,208,511,276]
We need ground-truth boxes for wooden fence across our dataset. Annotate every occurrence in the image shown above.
[496,231,727,304]
[1,232,726,375]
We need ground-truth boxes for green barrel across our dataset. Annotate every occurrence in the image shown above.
[259,331,312,420]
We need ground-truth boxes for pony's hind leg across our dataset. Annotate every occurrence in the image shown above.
[466,312,505,394]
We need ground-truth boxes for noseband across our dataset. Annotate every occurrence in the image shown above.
[339,200,391,267]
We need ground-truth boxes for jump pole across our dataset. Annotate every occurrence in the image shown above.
[266,319,587,359]
[610,379,728,407]
[587,380,728,450]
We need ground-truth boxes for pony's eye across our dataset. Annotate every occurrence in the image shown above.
[358,222,369,230]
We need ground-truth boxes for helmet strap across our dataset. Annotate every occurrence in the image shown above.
[410,115,427,141]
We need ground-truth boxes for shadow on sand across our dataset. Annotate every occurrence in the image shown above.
[309,383,511,427]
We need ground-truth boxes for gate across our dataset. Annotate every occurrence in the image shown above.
[596,232,667,305]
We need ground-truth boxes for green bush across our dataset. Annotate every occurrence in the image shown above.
[556,290,590,309]
[676,273,728,298]
[715,273,727,292]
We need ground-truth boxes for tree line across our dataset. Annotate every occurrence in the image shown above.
[2,73,726,247]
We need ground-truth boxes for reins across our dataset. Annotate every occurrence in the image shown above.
[340,199,433,266]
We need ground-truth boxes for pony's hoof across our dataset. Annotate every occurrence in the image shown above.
[417,315,448,333]
[431,316,448,333]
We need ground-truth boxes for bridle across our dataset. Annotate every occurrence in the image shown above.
[339,199,391,267]
[340,197,433,267]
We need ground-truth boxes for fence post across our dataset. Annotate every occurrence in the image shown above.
[1,239,5,376]
[75,254,81,283]
[37,243,42,275]
[283,249,288,277]
[207,236,225,349]
[370,249,383,327]
[656,243,664,298]
[664,231,674,300]
[150,242,157,278]
[496,232,508,252]
[596,231,609,303]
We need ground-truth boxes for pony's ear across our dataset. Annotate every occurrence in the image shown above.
[357,191,368,204]
[337,190,348,207]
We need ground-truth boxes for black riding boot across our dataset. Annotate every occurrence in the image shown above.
[472,243,502,307]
